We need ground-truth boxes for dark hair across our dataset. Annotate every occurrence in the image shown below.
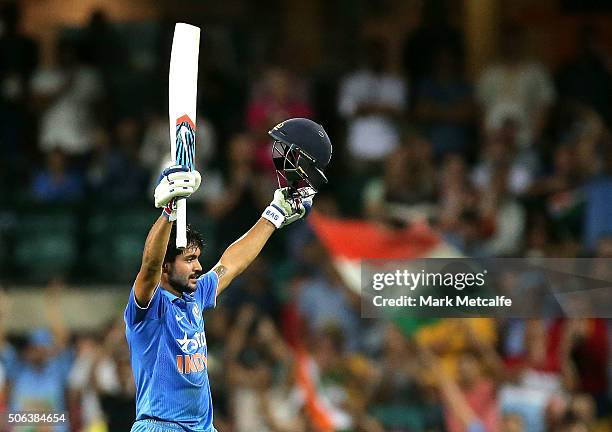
[164,223,205,264]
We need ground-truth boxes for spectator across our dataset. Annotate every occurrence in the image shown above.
[298,325,354,431]
[501,412,525,432]
[422,346,499,432]
[80,316,136,431]
[0,288,17,370]
[338,38,407,169]
[564,393,598,431]
[0,1,38,103]
[0,288,8,416]
[369,324,444,431]
[206,133,269,247]
[31,36,104,157]
[414,46,474,158]
[523,212,557,258]
[296,248,361,352]
[559,417,589,432]
[499,320,568,432]
[527,143,581,201]
[0,0,39,177]
[85,127,126,198]
[402,0,465,93]
[582,121,612,252]
[80,9,125,80]
[225,305,300,432]
[93,350,135,431]
[363,134,436,225]
[67,333,104,431]
[247,67,312,173]
[0,358,5,417]
[557,24,612,123]
[472,118,538,197]
[222,257,279,318]
[476,24,555,146]
[106,116,149,201]
[558,319,609,416]
[8,280,73,431]
[477,163,526,256]
[31,147,84,202]
[436,154,475,237]
[413,319,497,380]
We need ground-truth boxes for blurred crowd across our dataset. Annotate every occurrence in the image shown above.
[0,0,611,431]
[0,275,610,431]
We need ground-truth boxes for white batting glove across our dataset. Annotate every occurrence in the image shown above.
[262,187,313,229]
[155,165,201,221]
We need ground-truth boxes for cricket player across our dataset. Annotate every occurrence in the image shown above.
[125,118,332,432]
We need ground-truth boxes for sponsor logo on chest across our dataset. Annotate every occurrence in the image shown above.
[175,330,208,375]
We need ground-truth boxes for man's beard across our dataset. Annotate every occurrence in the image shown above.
[168,273,195,293]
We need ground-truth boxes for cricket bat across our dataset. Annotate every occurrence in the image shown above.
[169,23,200,248]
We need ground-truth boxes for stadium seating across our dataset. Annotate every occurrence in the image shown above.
[85,206,158,282]
[13,206,79,282]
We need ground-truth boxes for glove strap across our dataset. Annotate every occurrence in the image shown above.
[162,200,177,222]
[262,204,285,229]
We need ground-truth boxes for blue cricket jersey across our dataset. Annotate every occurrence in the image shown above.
[124,271,219,432]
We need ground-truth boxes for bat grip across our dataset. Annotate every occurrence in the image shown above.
[176,198,188,248]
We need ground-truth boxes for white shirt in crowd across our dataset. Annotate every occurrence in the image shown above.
[32,66,104,155]
[338,70,407,162]
[476,62,555,146]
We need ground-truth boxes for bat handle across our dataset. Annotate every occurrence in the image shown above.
[176,198,188,248]
[286,185,302,212]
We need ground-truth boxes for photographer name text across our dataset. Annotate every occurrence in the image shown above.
[372,295,512,308]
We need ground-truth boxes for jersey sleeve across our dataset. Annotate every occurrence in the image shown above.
[124,284,165,327]
[195,271,219,310]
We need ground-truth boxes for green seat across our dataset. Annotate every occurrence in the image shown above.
[13,208,78,281]
[337,173,374,217]
[85,207,157,281]
[370,405,425,430]
[111,231,148,278]
[84,212,114,278]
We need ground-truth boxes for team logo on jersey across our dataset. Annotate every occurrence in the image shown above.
[175,330,208,374]
[176,330,206,354]
[176,353,207,374]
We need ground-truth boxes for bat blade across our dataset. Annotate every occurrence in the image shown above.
[169,23,200,248]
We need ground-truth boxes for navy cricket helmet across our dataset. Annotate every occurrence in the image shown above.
[269,118,332,198]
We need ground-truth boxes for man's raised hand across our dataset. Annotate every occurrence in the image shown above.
[262,187,313,229]
[154,165,201,221]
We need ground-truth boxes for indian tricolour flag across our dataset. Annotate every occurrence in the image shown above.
[308,211,463,294]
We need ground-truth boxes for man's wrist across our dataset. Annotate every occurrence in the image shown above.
[261,204,284,229]
[260,217,277,229]
[162,202,177,221]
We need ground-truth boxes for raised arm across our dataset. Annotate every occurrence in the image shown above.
[211,218,275,295]
[211,187,312,296]
[44,278,70,353]
[134,216,173,306]
[134,165,202,306]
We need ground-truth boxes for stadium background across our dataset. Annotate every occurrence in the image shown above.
[0,0,611,430]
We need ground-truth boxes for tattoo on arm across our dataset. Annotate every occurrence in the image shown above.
[213,265,227,279]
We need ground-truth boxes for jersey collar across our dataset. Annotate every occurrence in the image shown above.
[160,287,195,303]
